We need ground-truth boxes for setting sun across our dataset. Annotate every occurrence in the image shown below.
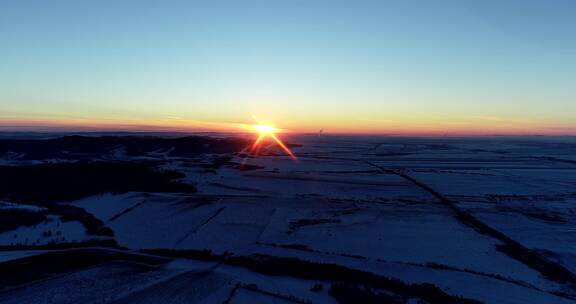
[252,124,277,135]
[246,118,296,160]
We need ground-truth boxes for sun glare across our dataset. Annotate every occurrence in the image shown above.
[244,117,297,160]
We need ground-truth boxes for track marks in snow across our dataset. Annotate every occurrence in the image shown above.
[109,200,147,222]
[173,206,227,248]
[366,161,576,295]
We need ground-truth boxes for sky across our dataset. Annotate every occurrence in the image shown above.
[1,0,575,135]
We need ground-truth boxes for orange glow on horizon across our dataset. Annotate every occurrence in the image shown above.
[1,116,576,136]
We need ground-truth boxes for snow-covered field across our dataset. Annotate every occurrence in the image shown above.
[1,135,575,303]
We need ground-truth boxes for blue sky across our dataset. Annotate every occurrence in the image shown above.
[1,0,575,134]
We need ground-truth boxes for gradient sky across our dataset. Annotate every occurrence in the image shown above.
[1,0,575,134]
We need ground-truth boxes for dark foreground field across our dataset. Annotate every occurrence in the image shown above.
[0,134,575,303]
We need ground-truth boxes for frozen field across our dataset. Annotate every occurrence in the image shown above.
[0,134,575,303]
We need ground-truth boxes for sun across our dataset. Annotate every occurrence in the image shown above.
[252,124,277,135]
[244,117,296,160]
